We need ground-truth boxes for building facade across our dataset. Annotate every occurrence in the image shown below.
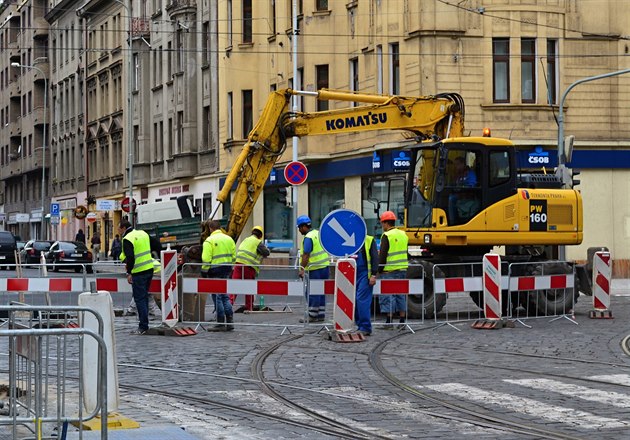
[217,0,630,272]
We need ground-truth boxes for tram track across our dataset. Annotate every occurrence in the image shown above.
[368,331,586,440]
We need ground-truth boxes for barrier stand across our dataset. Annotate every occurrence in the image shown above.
[146,248,198,337]
[472,253,513,329]
[547,269,578,325]
[40,251,48,277]
[328,258,365,343]
[589,251,613,319]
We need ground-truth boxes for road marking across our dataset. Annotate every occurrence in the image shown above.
[588,374,630,386]
[426,383,629,429]
[506,378,630,408]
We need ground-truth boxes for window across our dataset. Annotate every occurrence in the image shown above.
[132,53,139,91]
[176,30,184,72]
[242,90,253,138]
[493,38,510,103]
[349,57,359,106]
[389,43,399,94]
[263,187,293,242]
[227,0,233,47]
[242,0,252,43]
[315,64,329,111]
[546,39,558,105]
[176,111,183,154]
[521,38,536,103]
[309,180,344,227]
[270,0,276,36]
[489,151,510,187]
[316,0,328,11]
[376,45,383,94]
[227,92,233,140]
[202,22,209,65]
[202,105,210,150]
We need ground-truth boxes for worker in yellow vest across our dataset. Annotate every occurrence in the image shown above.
[351,234,379,336]
[119,219,162,335]
[297,215,330,323]
[231,226,270,312]
[377,211,409,328]
[202,220,236,331]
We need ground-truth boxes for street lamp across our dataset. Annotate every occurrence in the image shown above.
[12,62,47,239]
[113,0,134,222]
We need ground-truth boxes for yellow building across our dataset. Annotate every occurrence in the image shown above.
[218,0,630,274]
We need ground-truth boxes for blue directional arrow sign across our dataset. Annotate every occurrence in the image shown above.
[319,209,367,258]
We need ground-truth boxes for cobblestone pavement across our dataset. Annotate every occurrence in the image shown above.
[2,282,629,439]
[107,283,630,440]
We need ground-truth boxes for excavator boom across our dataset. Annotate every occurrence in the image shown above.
[217,88,465,240]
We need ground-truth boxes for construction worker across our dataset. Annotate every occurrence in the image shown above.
[231,226,270,312]
[378,211,409,328]
[202,220,236,331]
[352,234,379,336]
[297,215,329,322]
[119,219,161,335]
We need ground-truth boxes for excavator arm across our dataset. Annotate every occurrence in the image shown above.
[217,88,465,240]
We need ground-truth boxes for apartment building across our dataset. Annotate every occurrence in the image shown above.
[218,0,630,270]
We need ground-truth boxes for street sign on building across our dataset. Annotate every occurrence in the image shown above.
[319,209,367,257]
[96,199,116,211]
[16,213,30,223]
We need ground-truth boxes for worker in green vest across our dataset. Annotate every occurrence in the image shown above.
[377,211,409,328]
[202,220,236,331]
[119,219,161,335]
[297,215,330,323]
[231,226,270,312]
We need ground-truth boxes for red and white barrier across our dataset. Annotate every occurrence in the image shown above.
[590,251,613,319]
[181,278,303,296]
[0,278,84,292]
[482,253,502,320]
[332,259,356,332]
[309,279,424,296]
[508,273,574,292]
[160,250,179,328]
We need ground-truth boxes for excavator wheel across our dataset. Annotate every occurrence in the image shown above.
[407,260,446,319]
[526,261,577,316]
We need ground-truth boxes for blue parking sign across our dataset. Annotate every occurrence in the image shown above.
[50,203,60,216]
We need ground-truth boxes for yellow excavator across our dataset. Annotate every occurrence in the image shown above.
[214,88,594,317]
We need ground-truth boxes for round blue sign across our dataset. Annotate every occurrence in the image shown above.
[319,209,367,257]
[284,161,308,185]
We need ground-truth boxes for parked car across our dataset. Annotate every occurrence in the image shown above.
[16,240,26,253]
[45,241,93,273]
[20,240,55,266]
[0,231,17,269]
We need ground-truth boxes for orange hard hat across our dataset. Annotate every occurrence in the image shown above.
[380,211,396,222]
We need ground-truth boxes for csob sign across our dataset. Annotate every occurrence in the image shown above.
[391,151,411,173]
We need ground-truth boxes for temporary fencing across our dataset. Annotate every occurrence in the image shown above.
[0,305,108,439]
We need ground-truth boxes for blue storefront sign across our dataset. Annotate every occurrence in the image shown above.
[391,151,411,173]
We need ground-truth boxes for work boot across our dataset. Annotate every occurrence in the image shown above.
[207,316,226,332]
[225,315,234,331]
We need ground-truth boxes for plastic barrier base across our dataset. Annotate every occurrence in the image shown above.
[327,331,366,343]
[144,326,198,336]
[73,412,140,430]
[589,309,613,319]
[471,319,515,330]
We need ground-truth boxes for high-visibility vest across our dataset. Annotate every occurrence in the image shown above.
[120,229,153,274]
[382,228,408,272]
[364,235,375,279]
[202,230,235,271]
[301,229,328,271]
[235,235,263,273]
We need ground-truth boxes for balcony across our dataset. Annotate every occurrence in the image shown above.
[22,147,48,174]
[33,17,49,39]
[6,156,22,176]
[166,0,196,16]
[8,80,20,97]
[32,58,50,81]
[8,41,19,58]
[32,107,47,126]
[8,121,20,137]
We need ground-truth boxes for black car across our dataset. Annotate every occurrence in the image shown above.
[46,241,94,273]
[20,240,55,266]
[0,231,17,269]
